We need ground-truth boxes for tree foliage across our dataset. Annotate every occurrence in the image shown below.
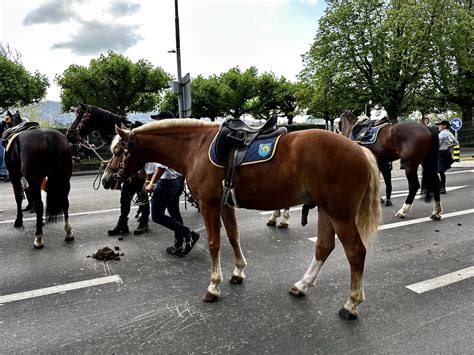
[299,0,470,122]
[56,51,171,115]
[191,74,223,121]
[219,67,259,118]
[0,43,49,110]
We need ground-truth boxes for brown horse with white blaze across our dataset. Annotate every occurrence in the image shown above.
[104,119,382,320]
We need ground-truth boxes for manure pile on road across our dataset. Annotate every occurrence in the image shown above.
[88,246,124,261]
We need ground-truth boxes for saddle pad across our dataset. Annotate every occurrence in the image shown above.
[352,124,387,145]
[208,133,283,168]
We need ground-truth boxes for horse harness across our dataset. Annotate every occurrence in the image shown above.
[214,116,287,207]
[1,122,40,151]
[349,117,391,143]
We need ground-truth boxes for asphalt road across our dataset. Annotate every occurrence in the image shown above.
[0,164,473,354]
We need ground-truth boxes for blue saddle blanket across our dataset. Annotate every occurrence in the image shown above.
[209,134,283,168]
[350,125,384,145]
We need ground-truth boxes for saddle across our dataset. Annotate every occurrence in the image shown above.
[215,116,287,207]
[349,116,390,142]
[1,121,40,149]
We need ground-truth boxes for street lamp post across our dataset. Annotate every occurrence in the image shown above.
[174,0,184,118]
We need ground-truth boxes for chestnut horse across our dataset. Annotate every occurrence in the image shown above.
[102,119,381,320]
[339,111,442,220]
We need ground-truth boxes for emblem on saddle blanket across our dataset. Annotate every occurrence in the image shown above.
[349,124,387,145]
[208,134,283,168]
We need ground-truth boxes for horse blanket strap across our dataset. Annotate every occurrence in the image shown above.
[2,123,41,151]
[350,121,389,145]
[210,117,287,207]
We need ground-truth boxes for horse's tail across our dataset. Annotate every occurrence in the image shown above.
[356,147,382,248]
[420,128,439,203]
[46,136,71,223]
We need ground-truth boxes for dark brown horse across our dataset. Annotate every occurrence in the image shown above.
[66,103,131,144]
[102,119,382,320]
[339,111,442,219]
[2,127,74,248]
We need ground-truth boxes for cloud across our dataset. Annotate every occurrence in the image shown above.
[51,20,143,55]
[108,2,141,17]
[23,0,77,26]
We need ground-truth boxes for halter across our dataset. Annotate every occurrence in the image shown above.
[116,131,143,184]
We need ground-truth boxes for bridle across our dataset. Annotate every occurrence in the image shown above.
[115,131,145,185]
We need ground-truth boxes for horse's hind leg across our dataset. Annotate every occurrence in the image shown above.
[30,184,44,249]
[333,219,367,320]
[290,208,335,296]
[395,168,420,218]
[63,198,74,242]
[200,202,223,302]
[221,206,247,284]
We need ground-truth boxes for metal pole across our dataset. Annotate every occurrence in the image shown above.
[174,0,184,118]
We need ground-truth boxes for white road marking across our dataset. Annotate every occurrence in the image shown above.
[384,185,467,199]
[406,267,474,294]
[388,169,474,182]
[307,208,474,242]
[0,275,122,305]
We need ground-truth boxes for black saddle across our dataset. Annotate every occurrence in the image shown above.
[1,121,40,147]
[350,117,390,142]
[215,116,287,207]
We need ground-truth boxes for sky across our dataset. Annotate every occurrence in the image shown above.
[1,0,326,102]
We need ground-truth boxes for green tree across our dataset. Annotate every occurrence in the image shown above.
[56,51,171,115]
[191,74,224,121]
[0,44,49,110]
[220,67,258,118]
[158,89,179,117]
[300,0,440,122]
[276,79,302,125]
[247,72,282,121]
[426,0,473,125]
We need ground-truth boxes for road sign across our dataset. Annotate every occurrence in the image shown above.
[451,118,462,131]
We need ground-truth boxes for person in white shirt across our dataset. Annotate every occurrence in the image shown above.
[436,120,459,194]
[144,110,199,257]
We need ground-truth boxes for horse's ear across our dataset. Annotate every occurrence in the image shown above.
[115,126,129,140]
[121,123,128,130]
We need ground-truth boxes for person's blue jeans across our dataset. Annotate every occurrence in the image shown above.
[151,176,190,246]
[0,144,9,177]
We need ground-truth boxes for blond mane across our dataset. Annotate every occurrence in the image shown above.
[133,118,219,134]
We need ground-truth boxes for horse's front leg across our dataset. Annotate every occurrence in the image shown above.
[395,169,419,218]
[221,206,247,285]
[11,178,24,228]
[200,202,223,302]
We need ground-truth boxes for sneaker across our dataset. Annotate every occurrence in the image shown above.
[133,222,150,235]
[183,231,200,255]
[166,245,184,257]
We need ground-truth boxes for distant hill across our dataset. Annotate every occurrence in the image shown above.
[18,101,155,128]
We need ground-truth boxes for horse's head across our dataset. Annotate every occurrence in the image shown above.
[67,103,95,143]
[102,125,145,190]
[338,111,358,137]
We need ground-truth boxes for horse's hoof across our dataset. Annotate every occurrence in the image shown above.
[339,307,358,320]
[203,291,220,302]
[394,213,405,219]
[385,200,392,206]
[430,214,441,221]
[229,275,244,285]
[64,235,75,242]
[266,220,277,226]
[288,286,305,297]
[33,242,44,249]
[14,219,23,228]
[278,223,289,229]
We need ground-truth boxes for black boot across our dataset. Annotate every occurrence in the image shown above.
[133,221,150,235]
[108,220,129,236]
